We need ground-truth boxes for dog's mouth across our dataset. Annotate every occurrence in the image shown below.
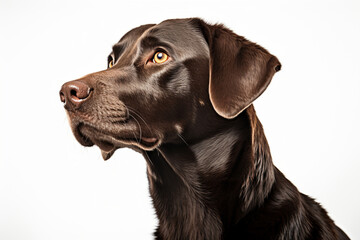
[72,123,160,160]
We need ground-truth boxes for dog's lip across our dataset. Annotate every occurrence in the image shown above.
[72,123,95,147]
[91,137,115,152]
[76,124,161,158]
[141,137,158,144]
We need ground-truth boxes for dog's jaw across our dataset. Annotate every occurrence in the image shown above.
[67,116,162,160]
[98,137,162,161]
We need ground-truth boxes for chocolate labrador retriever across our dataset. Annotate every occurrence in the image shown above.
[60,18,349,239]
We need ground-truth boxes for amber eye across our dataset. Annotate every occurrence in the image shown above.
[153,52,169,64]
[108,60,114,68]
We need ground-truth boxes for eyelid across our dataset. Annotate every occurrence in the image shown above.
[154,48,169,56]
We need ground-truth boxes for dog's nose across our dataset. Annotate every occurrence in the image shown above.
[60,80,93,108]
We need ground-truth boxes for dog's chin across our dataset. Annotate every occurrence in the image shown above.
[72,123,161,161]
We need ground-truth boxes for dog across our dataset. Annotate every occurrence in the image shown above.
[60,18,349,239]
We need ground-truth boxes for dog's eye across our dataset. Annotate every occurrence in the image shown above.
[153,52,168,64]
[108,60,114,68]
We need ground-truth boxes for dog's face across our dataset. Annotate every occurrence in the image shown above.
[60,18,280,159]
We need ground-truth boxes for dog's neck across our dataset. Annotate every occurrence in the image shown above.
[144,105,275,239]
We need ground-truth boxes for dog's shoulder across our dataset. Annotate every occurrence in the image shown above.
[229,169,349,239]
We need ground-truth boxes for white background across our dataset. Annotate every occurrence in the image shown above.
[1,0,359,239]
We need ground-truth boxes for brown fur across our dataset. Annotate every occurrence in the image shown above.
[60,18,349,239]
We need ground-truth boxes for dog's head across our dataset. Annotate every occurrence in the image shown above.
[60,18,281,160]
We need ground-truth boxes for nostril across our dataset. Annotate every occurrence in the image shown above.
[70,89,77,97]
[60,91,66,103]
[70,89,79,101]
[69,84,92,102]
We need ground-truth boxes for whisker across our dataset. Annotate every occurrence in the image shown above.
[177,133,189,146]
[144,151,154,166]
[126,106,154,136]
[129,114,142,144]
[123,105,140,143]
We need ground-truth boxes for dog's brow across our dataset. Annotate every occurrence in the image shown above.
[140,36,172,51]
[112,43,126,59]
[107,54,112,62]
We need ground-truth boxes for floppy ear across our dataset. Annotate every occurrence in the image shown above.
[193,19,281,119]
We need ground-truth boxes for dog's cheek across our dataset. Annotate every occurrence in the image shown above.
[158,65,191,96]
[152,94,195,142]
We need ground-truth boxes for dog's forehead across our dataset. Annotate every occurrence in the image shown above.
[149,19,207,51]
[149,19,209,58]
[116,19,209,59]
[118,24,155,43]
